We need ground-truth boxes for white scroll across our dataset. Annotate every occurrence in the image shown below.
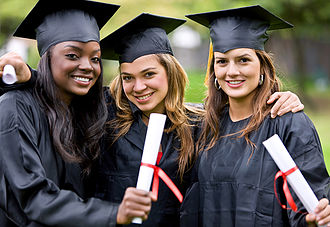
[2,64,17,84]
[263,134,325,227]
[132,113,167,224]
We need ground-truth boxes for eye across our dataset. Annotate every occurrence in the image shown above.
[122,75,132,81]
[91,57,101,63]
[65,53,78,60]
[216,59,227,64]
[240,57,249,63]
[145,72,156,78]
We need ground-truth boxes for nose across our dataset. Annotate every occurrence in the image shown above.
[227,62,239,77]
[133,78,147,92]
[79,57,93,72]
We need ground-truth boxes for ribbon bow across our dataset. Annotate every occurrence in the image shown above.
[140,162,183,203]
[274,166,298,212]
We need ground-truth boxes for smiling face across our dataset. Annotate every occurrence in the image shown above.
[214,48,261,106]
[120,54,169,116]
[50,41,101,104]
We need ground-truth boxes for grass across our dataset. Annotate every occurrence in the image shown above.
[185,70,330,173]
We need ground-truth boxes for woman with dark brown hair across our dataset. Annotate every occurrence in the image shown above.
[181,5,330,227]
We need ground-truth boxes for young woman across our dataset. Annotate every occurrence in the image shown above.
[0,1,154,226]
[0,12,305,227]
[181,5,330,227]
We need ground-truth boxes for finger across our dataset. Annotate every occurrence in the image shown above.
[270,94,289,118]
[316,203,330,225]
[267,92,282,104]
[126,187,149,196]
[306,213,317,227]
[292,104,304,113]
[315,198,328,213]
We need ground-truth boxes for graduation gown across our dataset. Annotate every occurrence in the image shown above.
[0,89,119,227]
[181,106,329,227]
[93,88,192,227]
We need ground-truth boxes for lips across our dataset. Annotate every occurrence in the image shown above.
[135,92,153,101]
[226,80,245,88]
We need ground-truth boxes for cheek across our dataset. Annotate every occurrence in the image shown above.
[122,82,132,96]
[94,64,101,78]
[214,66,224,79]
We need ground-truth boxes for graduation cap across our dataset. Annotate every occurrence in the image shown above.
[100,13,186,63]
[13,0,120,56]
[186,5,293,53]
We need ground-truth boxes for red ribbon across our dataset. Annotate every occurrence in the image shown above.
[141,162,183,203]
[274,166,298,212]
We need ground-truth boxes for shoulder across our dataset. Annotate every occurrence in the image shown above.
[0,89,35,110]
[0,89,39,129]
[271,111,321,158]
[274,111,315,132]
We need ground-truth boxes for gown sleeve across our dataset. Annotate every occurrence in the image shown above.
[276,112,330,226]
[0,91,119,227]
[0,65,37,96]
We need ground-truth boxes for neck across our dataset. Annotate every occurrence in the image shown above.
[228,98,253,122]
[141,112,149,125]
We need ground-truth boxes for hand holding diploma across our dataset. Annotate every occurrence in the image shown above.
[263,134,330,227]
[116,187,156,225]
[0,52,31,84]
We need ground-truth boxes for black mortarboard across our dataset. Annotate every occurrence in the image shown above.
[186,5,293,53]
[100,13,186,63]
[13,0,120,56]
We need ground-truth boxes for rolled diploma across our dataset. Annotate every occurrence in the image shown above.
[132,113,167,224]
[2,65,17,84]
[263,134,320,214]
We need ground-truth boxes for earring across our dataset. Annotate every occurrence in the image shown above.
[214,78,221,90]
[259,74,264,86]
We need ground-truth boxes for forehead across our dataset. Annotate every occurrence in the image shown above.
[53,41,101,51]
[120,54,163,72]
[214,48,257,57]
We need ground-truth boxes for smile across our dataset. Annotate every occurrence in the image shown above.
[73,76,92,82]
[136,93,153,100]
[227,80,244,84]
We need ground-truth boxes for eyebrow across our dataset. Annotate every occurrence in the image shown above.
[120,67,157,76]
[64,45,101,54]
[236,53,252,58]
[215,53,252,59]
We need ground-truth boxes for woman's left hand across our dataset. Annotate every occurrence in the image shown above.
[267,91,304,118]
[306,198,330,227]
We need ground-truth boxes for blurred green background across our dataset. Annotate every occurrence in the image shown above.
[1,0,329,173]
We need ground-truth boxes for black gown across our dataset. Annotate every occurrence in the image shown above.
[0,89,119,226]
[92,88,194,227]
[181,106,329,227]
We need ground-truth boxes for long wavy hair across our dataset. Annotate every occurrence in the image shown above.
[33,46,107,174]
[109,53,203,180]
[197,50,281,154]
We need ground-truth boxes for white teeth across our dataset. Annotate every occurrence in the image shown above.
[228,81,242,84]
[74,77,90,82]
[137,93,152,100]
